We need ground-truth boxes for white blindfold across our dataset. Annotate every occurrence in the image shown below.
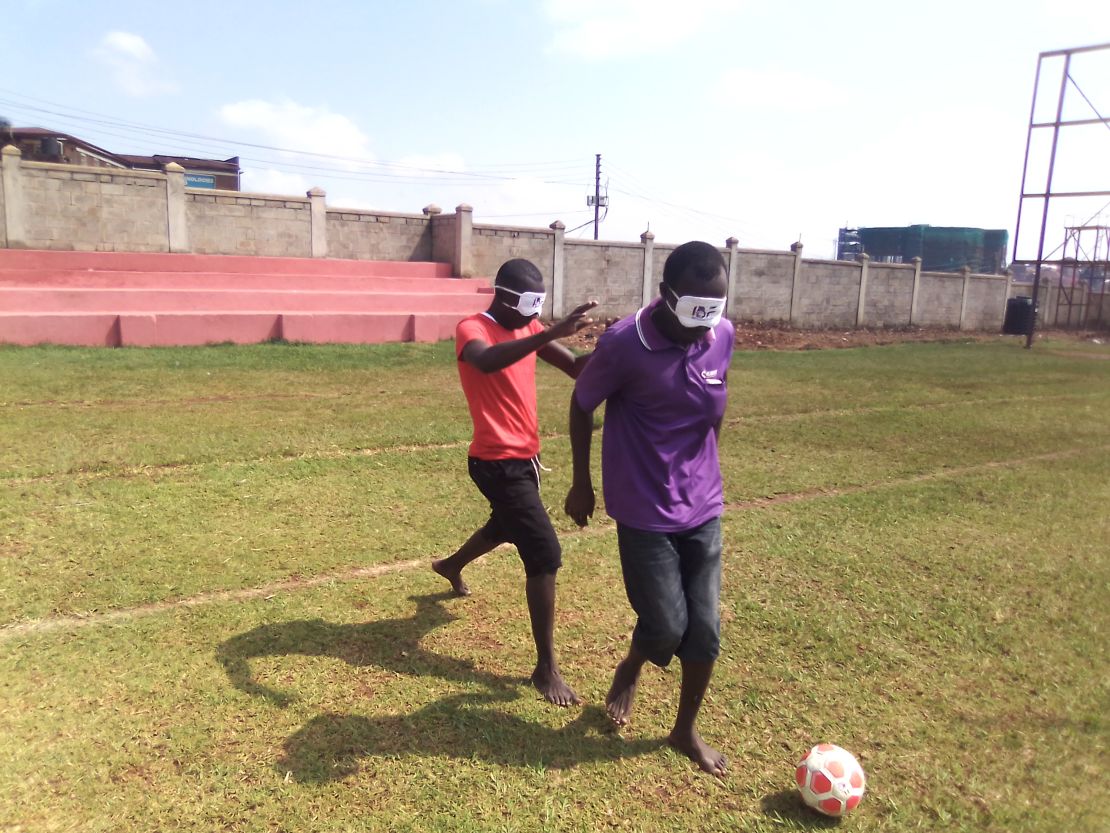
[499,286,546,317]
[665,286,726,329]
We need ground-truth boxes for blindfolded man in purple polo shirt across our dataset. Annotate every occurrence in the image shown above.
[565,241,734,777]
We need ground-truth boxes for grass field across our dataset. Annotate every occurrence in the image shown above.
[1,337,1108,832]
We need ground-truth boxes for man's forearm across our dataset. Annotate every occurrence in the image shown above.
[568,395,594,484]
[470,329,557,373]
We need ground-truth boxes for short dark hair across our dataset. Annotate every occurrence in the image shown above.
[495,258,543,291]
[663,241,726,288]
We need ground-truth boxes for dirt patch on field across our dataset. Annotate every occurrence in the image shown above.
[563,320,1107,352]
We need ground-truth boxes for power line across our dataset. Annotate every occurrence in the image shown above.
[0,99,601,202]
[604,160,772,242]
[1,89,788,245]
[0,90,586,179]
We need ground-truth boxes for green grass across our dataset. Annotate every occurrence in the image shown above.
[1,337,1108,832]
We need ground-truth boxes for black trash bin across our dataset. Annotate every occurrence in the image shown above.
[1002,296,1034,335]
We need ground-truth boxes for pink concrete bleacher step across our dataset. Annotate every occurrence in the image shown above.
[0,288,490,314]
[0,249,457,278]
[0,311,469,347]
[0,249,492,347]
[0,269,493,294]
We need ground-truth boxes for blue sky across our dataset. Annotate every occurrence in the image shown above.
[2,0,1107,259]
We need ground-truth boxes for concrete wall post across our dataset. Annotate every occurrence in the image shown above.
[164,162,189,253]
[640,229,655,307]
[788,241,804,324]
[422,204,443,271]
[308,187,327,258]
[1,145,25,248]
[909,256,923,325]
[855,252,871,327]
[550,220,566,318]
[958,265,972,330]
[455,204,473,277]
[725,236,739,317]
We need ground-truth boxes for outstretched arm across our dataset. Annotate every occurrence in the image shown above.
[462,300,597,374]
[564,393,596,527]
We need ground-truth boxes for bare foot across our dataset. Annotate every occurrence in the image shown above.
[531,664,581,707]
[667,729,727,777]
[431,558,470,597]
[605,657,641,726]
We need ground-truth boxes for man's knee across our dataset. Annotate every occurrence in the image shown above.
[676,613,720,663]
[523,560,561,578]
[634,611,688,667]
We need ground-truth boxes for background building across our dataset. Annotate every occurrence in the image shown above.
[837,225,1008,274]
[4,126,240,190]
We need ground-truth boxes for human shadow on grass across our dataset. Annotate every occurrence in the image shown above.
[277,698,662,782]
[760,790,842,828]
[216,592,518,706]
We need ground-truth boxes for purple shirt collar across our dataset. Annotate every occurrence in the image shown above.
[635,298,718,352]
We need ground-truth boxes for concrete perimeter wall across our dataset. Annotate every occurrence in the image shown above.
[732,249,795,322]
[5,144,1104,331]
[14,159,169,252]
[187,191,311,257]
[327,206,432,262]
[565,239,645,315]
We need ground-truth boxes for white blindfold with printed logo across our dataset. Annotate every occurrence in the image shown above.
[665,286,726,329]
[499,286,546,317]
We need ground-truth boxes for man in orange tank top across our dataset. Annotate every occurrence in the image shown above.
[433,258,596,706]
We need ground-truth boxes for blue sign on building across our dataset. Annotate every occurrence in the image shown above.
[184,173,217,189]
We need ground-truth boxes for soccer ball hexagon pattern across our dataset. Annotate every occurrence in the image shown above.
[795,743,867,817]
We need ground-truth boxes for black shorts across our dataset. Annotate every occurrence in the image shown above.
[468,456,562,577]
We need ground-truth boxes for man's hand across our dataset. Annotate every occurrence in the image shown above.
[564,482,595,528]
[546,300,598,341]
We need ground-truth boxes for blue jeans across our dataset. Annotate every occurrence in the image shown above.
[616,517,722,668]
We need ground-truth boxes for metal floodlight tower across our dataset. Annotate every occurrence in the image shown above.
[1012,42,1110,347]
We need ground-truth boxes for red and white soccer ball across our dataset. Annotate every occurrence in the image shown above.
[795,743,867,817]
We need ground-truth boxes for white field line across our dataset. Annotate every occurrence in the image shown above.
[4,391,1106,487]
[0,559,425,640]
[723,445,1106,510]
[2,444,1104,641]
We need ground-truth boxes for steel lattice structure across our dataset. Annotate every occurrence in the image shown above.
[1013,43,1110,346]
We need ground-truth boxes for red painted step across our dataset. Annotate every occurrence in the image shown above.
[0,250,493,347]
[0,269,492,293]
[0,288,491,314]
[0,249,456,278]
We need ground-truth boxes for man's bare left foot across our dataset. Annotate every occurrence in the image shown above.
[531,664,581,707]
[431,559,470,597]
[605,657,641,725]
[667,729,727,777]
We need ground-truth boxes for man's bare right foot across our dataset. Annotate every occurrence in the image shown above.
[531,663,581,707]
[667,728,727,777]
[431,558,470,597]
[605,657,641,726]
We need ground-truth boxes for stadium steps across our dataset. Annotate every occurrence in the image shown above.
[0,249,492,347]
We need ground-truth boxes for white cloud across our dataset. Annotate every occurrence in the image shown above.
[544,0,744,59]
[715,67,842,112]
[477,175,586,221]
[92,31,178,97]
[219,99,374,168]
[238,168,310,198]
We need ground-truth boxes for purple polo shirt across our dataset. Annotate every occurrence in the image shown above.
[573,298,734,532]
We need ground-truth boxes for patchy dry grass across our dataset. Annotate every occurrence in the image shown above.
[0,338,1108,832]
